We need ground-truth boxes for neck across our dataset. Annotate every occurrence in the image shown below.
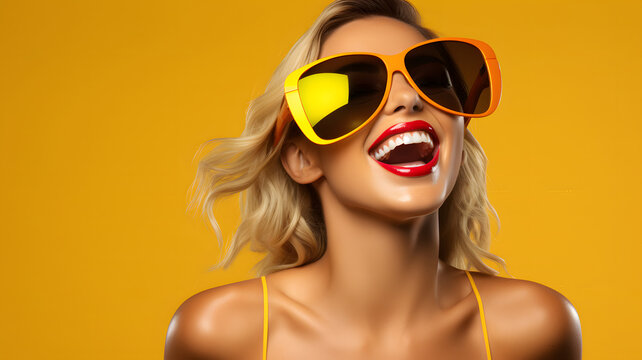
[302,181,448,331]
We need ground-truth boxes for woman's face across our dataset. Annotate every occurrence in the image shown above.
[308,16,465,222]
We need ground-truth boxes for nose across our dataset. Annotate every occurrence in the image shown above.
[381,72,424,115]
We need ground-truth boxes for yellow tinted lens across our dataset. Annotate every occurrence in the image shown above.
[297,55,387,140]
[298,73,349,127]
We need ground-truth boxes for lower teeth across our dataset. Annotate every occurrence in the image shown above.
[395,161,426,167]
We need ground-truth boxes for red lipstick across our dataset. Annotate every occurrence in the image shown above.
[368,120,440,177]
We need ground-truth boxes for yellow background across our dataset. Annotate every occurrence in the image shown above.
[1,0,640,358]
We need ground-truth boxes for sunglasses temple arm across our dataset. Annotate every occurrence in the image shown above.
[273,99,293,147]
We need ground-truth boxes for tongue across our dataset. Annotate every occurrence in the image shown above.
[393,161,426,167]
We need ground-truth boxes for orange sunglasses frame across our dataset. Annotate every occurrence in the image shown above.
[273,37,501,146]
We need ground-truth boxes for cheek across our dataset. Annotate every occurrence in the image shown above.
[315,137,409,215]
[440,121,465,197]
[317,143,374,197]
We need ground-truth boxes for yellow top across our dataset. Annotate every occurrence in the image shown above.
[261,275,268,360]
[465,270,493,360]
[260,270,491,359]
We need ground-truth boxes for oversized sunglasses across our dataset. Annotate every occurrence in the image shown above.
[273,37,501,146]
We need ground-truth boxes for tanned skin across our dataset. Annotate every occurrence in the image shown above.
[164,16,582,360]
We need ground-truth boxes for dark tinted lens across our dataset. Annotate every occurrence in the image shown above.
[406,41,490,115]
[298,55,387,140]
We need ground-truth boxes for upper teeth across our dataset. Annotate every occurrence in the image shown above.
[372,131,434,161]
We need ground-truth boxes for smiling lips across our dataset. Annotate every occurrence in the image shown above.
[367,120,440,177]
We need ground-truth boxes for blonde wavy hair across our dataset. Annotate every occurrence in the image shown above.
[188,0,507,276]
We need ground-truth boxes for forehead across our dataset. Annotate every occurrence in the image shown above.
[319,16,428,58]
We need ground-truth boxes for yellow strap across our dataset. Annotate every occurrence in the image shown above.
[261,275,268,360]
[465,271,492,360]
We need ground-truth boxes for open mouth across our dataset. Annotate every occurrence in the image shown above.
[368,121,440,176]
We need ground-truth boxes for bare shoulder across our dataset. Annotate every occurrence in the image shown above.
[470,272,582,360]
[164,277,264,360]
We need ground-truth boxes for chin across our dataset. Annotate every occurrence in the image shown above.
[369,198,444,224]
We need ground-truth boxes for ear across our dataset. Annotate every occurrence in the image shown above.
[280,138,323,184]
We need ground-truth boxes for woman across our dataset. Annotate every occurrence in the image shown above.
[165,0,582,359]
